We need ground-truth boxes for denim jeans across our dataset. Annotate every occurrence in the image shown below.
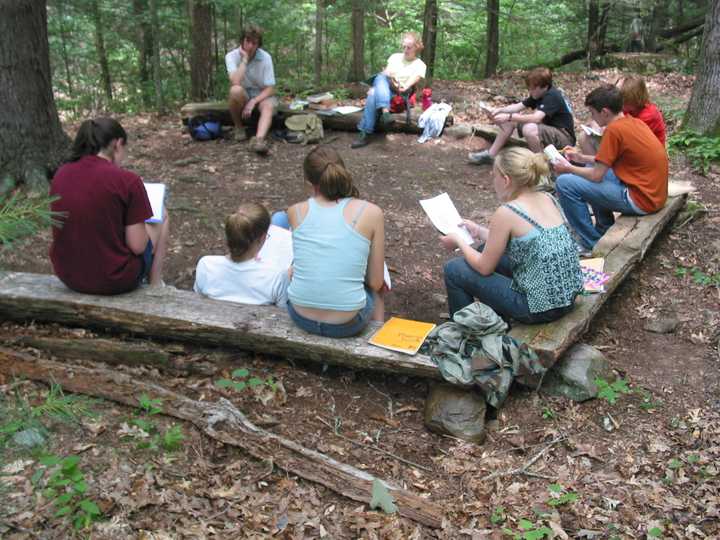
[287,289,375,338]
[443,249,573,324]
[358,73,392,134]
[555,168,647,249]
[271,210,291,230]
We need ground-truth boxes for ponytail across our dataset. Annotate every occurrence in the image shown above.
[69,117,127,162]
[494,147,550,196]
[303,146,359,200]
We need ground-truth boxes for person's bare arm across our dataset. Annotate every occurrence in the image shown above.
[494,109,545,125]
[125,222,150,255]
[553,159,609,183]
[229,48,248,86]
[398,75,422,93]
[364,206,385,292]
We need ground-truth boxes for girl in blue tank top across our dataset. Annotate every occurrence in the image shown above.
[286,146,386,338]
[441,147,583,323]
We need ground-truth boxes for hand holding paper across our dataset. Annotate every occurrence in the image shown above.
[419,193,475,245]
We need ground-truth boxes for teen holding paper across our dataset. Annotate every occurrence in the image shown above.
[50,118,169,294]
[442,147,582,321]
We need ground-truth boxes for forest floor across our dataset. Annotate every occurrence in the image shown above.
[1,69,719,539]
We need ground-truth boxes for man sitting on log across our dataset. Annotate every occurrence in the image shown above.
[553,84,668,252]
[469,67,575,165]
[225,24,276,155]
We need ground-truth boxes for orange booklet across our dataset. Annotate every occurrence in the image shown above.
[369,317,436,355]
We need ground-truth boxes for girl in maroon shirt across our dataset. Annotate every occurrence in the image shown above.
[50,118,170,294]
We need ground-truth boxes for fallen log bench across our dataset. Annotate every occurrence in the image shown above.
[180,101,453,135]
[0,195,684,377]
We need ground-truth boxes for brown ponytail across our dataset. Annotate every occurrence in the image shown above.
[69,117,127,162]
[303,146,359,200]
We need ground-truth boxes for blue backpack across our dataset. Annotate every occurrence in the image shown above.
[189,116,222,141]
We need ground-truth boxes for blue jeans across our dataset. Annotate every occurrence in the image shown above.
[358,74,392,134]
[287,289,375,338]
[556,168,647,249]
[443,250,573,324]
[271,210,290,230]
[137,240,154,284]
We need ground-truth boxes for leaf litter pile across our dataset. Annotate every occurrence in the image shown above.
[1,70,719,538]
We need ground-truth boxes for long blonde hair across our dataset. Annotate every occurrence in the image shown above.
[494,147,550,199]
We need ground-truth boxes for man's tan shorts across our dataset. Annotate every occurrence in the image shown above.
[537,124,575,149]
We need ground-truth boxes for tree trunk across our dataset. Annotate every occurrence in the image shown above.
[421,0,438,80]
[349,0,365,82]
[189,0,213,101]
[56,0,74,97]
[646,1,668,52]
[587,0,611,67]
[0,0,70,191]
[314,0,324,87]
[132,0,154,107]
[149,0,165,112]
[485,0,500,77]
[684,0,720,135]
[90,0,113,102]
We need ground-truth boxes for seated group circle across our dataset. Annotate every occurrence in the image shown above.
[49,24,669,339]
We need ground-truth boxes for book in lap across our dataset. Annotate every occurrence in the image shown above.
[419,192,474,245]
[143,182,166,223]
[369,317,436,355]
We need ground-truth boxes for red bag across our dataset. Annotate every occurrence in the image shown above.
[389,92,417,113]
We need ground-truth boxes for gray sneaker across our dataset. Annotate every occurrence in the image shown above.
[468,150,494,165]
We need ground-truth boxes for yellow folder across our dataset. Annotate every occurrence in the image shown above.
[369,317,436,356]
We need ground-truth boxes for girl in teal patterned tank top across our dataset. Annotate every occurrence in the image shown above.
[441,147,583,323]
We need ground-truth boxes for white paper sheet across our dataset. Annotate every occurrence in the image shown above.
[257,225,293,269]
[143,182,166,223]
[333,105,363,115]
[419,193,474,245]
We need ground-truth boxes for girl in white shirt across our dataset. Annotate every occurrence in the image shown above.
[194,202,289,306]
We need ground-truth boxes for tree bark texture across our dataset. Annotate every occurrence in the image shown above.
[0,0,70,191]
[56,0,74,96]
[485,0,500,77]
[0,349,445,529]
[314,0,324,86]
[421,0,438,79]
[90,0,113,102]
[685,0,720,135]
[189,0,213,101]
[349,0,365,82]
[646,1,668,52]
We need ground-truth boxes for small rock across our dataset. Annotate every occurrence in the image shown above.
[424,384,486,443]
[443,124,474,139]
[542,344,612,402]
[12,427,46,448]
[644,314,679,334]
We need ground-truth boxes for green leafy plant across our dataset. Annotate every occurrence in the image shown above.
[34,454,102,530]
[490,506,506,525]
[668,130,720,174]
[546,483,579,507]
[637,388,662,411]
[541,407,555,420]
[647,525,663,537]
[595,378,632,405]
[675,265,720,287]
[502,518,552,539]
[128,395,184,453]
[215,368,276,393]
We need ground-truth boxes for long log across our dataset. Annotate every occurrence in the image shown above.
[0,348,444,528]
[4,335,219,375]
[180,101,453,135]
[0,272,442,380]
[509,195,686,365]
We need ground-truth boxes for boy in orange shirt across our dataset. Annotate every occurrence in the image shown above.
[553,85,668,251]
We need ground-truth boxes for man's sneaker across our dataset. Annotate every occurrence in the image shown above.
[233,128,248,142]
[379,111,393,127]
[250,137,269,155]
[468,150,494,165]
[351,132,370,149]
